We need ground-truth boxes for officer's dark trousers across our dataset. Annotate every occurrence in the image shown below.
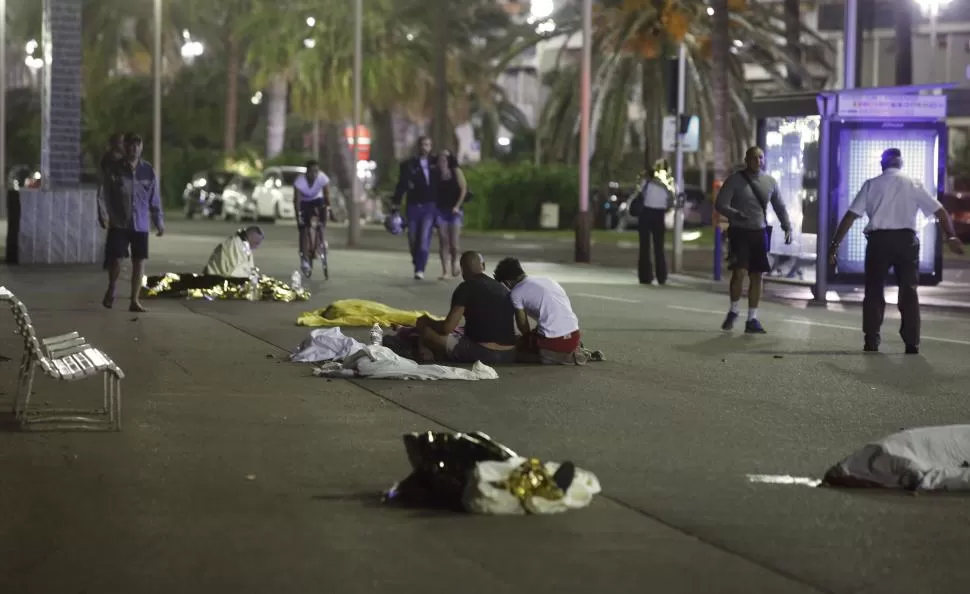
[863,229,921,347]
[638,207,667,284]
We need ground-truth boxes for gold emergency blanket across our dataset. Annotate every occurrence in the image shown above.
[297,299,442,328]
[142,273,310,302]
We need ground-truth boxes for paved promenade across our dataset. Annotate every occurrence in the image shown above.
[2,219,970,594]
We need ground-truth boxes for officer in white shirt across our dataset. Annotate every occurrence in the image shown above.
[636,167,675,285]
[829,148,964,354]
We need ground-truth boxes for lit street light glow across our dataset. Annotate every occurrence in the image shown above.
[25,39,37,54]
[303,38,316,49]
[915,0,951,16]
[306,16,316,27]
[530,0,554,20]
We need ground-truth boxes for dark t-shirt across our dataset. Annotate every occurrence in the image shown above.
[450,273,516,346]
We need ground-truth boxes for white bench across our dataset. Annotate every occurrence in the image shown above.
[1,287,124,431]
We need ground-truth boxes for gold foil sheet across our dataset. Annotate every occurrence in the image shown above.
[142,273,311,303]
[496,457,566,513]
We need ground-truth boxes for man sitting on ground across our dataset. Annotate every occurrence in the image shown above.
[415,251,518,365]
[203,226,264,278]
[492,257,584,365]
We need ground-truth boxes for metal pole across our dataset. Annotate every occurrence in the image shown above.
[814,97,831,305]
[0,0,6,220]
[843,0,858,89]
[348,0,362,247]
[575,0,592,263]
[672,42,687,273]
[929,10,938,84]
[153,0,162,184]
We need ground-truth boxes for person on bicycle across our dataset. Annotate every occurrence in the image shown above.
[293,160,331,277]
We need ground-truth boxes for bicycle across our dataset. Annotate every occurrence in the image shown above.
[302,208,329,280]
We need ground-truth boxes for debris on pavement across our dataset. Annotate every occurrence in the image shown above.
[382,431,601,515]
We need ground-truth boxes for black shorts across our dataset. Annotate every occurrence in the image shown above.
[104,228,149,264]
[297,199,327,229]
[727,226,771,273]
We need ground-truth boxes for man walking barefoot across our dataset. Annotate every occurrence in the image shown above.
[97,133,165,312]
[714,147,793,333]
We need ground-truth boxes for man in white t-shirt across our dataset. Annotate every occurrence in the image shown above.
[492,257,583,365]
[293,160,331,277]
[829,148,964,354]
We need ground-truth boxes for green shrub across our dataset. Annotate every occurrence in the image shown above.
[461,160,580,230]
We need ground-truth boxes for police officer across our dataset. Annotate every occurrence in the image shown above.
[829,148,965,354]
[391,136,438,280]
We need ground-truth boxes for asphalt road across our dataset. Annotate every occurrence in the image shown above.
[3,218,970,594]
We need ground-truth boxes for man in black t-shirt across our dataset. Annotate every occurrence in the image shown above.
[416,250,517,365]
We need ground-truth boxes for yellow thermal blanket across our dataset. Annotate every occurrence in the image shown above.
[297,299,443,328]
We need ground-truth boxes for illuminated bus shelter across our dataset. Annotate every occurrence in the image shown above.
[750,85,950,301]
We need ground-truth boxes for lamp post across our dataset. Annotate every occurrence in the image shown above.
[349,0,362,247]
[529,1,555,169]
[0,0,5,220]
[576,0,592,263]
[153,0,162,186]
[916,0,951,83]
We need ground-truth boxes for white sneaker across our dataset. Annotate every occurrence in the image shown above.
[414,271,425,280]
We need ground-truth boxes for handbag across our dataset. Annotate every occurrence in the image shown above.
[739,171,773,249]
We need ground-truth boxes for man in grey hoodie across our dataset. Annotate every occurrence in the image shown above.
[714,147,793,333]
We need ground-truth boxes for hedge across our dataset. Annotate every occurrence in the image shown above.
[461,161,580,230]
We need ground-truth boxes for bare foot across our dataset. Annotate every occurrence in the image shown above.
[438,273,448,281]
[128,301,148,313]
[102,290,114,309]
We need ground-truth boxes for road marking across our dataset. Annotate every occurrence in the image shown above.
[668,306,970,346]
[574,292,641,304]
[668,305,723,315]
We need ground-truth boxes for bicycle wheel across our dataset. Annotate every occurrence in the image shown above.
[316,225,329,280]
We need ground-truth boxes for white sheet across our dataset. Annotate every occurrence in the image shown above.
[291,328,365,363]
[462,456,602,515]
[315,344,499,381]
[825,425,970,491]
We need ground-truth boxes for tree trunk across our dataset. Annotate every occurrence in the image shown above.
[371,108,396,186]
[783,0,802,89]
[265,73,288,159]
[223,32,240,153]
[432,9,449,151]
[711,1,730,187]
[894,1,913,85]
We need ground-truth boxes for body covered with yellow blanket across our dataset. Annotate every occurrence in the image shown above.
[297,299,442,327]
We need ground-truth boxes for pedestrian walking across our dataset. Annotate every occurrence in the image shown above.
[434,150,468,280]
[97,133,165,312]
[632,166,674,285]
[391,136,438,280]
[714,146,793,333]
[829,148,964,354]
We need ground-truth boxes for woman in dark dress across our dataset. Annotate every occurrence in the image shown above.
[434,150,468,279]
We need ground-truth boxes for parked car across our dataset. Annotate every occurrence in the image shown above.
[615,184,711,231]
[183,170,233,219]
[941,191,970,243]
[250,166,309,221]
[220,174,260,221]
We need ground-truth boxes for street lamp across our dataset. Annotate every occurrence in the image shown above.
[349,0,362,247]
[915,0,952,83]
[577,0,591,263]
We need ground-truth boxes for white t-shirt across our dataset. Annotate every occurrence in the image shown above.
[509,276,580,339]
[641,179,670,210]
[294,173,330,201]
[848,168,942,232]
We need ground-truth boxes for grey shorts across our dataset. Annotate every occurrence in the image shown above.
[446,335,517,365]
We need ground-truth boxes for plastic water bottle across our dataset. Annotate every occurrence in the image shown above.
[248,271,260,301]
[369,323,383,346]
[290,270,303,291]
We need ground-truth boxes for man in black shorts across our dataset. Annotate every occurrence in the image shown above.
[98,133,165,312]
[714,146,792,333]
[415,251,517,365]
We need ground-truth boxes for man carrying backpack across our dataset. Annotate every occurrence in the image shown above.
[714,146,793,334]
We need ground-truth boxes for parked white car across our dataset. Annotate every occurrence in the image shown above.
[220,174,259,222]
[249,166,302,220]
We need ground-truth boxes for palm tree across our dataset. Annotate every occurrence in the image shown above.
[537,0,833,174]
